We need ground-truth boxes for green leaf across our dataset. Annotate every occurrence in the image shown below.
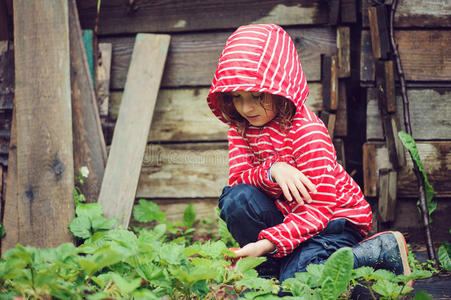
[398,131,437,219]
[372,279,403,297]
[414,290,434,300]
[68,215,91,239]
[91,216,117,231]
[0,222,5,238]
[352,266,375,279]
[438,243,451,271]
[159,243,185,265]
[235,256,266,273]
[133,200,166,223]
[320,276,337,300]
[191,280,210,298]
[321,247,354,295]
[306,263,324,286]
[183,203,196,228]
[108,272,142,294]
[370,269,396,281]
[76,203,103,219]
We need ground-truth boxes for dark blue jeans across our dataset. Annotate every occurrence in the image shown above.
[218,184,363,283]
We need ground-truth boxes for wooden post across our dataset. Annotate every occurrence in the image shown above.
[96,43,112,121]
[328,0,341,25]
[13,0,75,247]
[69,0,107,203]
[378,168,397,223]
[375,60,396,113]
[98,34,170,228]
[363,143,376,197]
[368,5,390,59]
[322,55,339,112]
[337,27,351,78]
[0,41,13,110]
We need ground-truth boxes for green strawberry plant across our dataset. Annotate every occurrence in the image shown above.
[0,197,437,299]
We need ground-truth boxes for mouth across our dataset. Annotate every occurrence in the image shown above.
[246,115,259,120]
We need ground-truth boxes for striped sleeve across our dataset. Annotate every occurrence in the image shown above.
[228,128,282,198]
[258,119,338,257]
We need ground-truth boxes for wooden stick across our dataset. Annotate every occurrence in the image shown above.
[389,0,436,263]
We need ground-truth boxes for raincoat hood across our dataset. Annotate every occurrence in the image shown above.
[207,24,309,125]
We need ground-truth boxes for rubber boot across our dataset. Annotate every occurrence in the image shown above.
[351,231,412,300]
[352,231,411,276]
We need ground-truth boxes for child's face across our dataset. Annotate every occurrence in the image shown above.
[231,91,277,127]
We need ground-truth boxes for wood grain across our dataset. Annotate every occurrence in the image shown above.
[98,34,170,228]
[366,88,451,140]
[362,0,451,28]
[378,168,397,223]
[69,0,106,203]
[337,27,350,78]
[136,143,228,199]
[78,0,328,34]
[103,27,337,89]
[363,141,451,198]
[0,41,13,110]
[96,43,112,119]
[361,30,451,82]
[108,83,325,142]
[14,0,75,247]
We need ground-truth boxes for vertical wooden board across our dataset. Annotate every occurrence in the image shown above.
[333,138,346,169]
[327,113,336,140]
[14,0,74,247]
[377,168,397,223]
[340,0,357,24]
[96,43,112,119]
[335,80,347,137]
[98,34,170,228]
[0,41,13,110]
[363,143,376,197]
[69,0,106,203]
[360,31,375,83]
[337,27,350,78]
[1,103,17,254]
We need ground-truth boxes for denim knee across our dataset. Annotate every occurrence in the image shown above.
[218,184,262,221]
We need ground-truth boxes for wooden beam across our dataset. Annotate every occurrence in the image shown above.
[104,27,337,88]
[340,0,357,24]
[78,0,328,34]
[321,55,339,111]
[336,80,348,137]
[328,0,340,25]
[98,34,170,228]
[337,27,350,78]
[333,138,346,169]
[2,103,18,254]
[366,88,451,140]
[0,41,13,110]
[367,5,390,60]
[375,60,396,113]
[363,141,451,198]
[377,168,397,223]
[137,142,228,199]
[14,0,75,248]
[361,30,451,82]
[69,0,106,203]
[362,0,451,28]
[95,43,112,120]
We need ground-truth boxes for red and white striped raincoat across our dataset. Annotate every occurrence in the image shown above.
[207,24,372,258]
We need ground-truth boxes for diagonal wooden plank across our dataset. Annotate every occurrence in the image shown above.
[14,0,75,247]
[69,0,106,203]
[98,34,170,228]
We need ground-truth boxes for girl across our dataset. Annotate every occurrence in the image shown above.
[207,24,410,283]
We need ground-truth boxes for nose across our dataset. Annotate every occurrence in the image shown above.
[242,98,256,114]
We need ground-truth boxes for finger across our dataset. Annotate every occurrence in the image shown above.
[288,182,304,205]
[294,179,312,203]
[280,182,293,202]
[299,173,317,194]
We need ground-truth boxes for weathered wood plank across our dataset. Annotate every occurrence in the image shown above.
[361,30,451,82]
[362,0,451,28]
[366,88,451,140]
[104,27,337,88]
[108,83,325,142]
[322,55,339,111]
[14,0,74,247]
[78,0,328,34]
[363,141,451,198]
[96,43,112,119]
[136,143,228,199]
[335,80,348,137]
[69,0,106,203]
[368,5,390,60]
[98,34,170,228]
[340,0,357,24]
[0,41,13,110]
[1,103,17,254]
[337,27,350,78]
[378,168,397,223]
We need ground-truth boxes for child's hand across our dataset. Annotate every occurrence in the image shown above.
[232,239,276,257]
[270,162,317,205]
